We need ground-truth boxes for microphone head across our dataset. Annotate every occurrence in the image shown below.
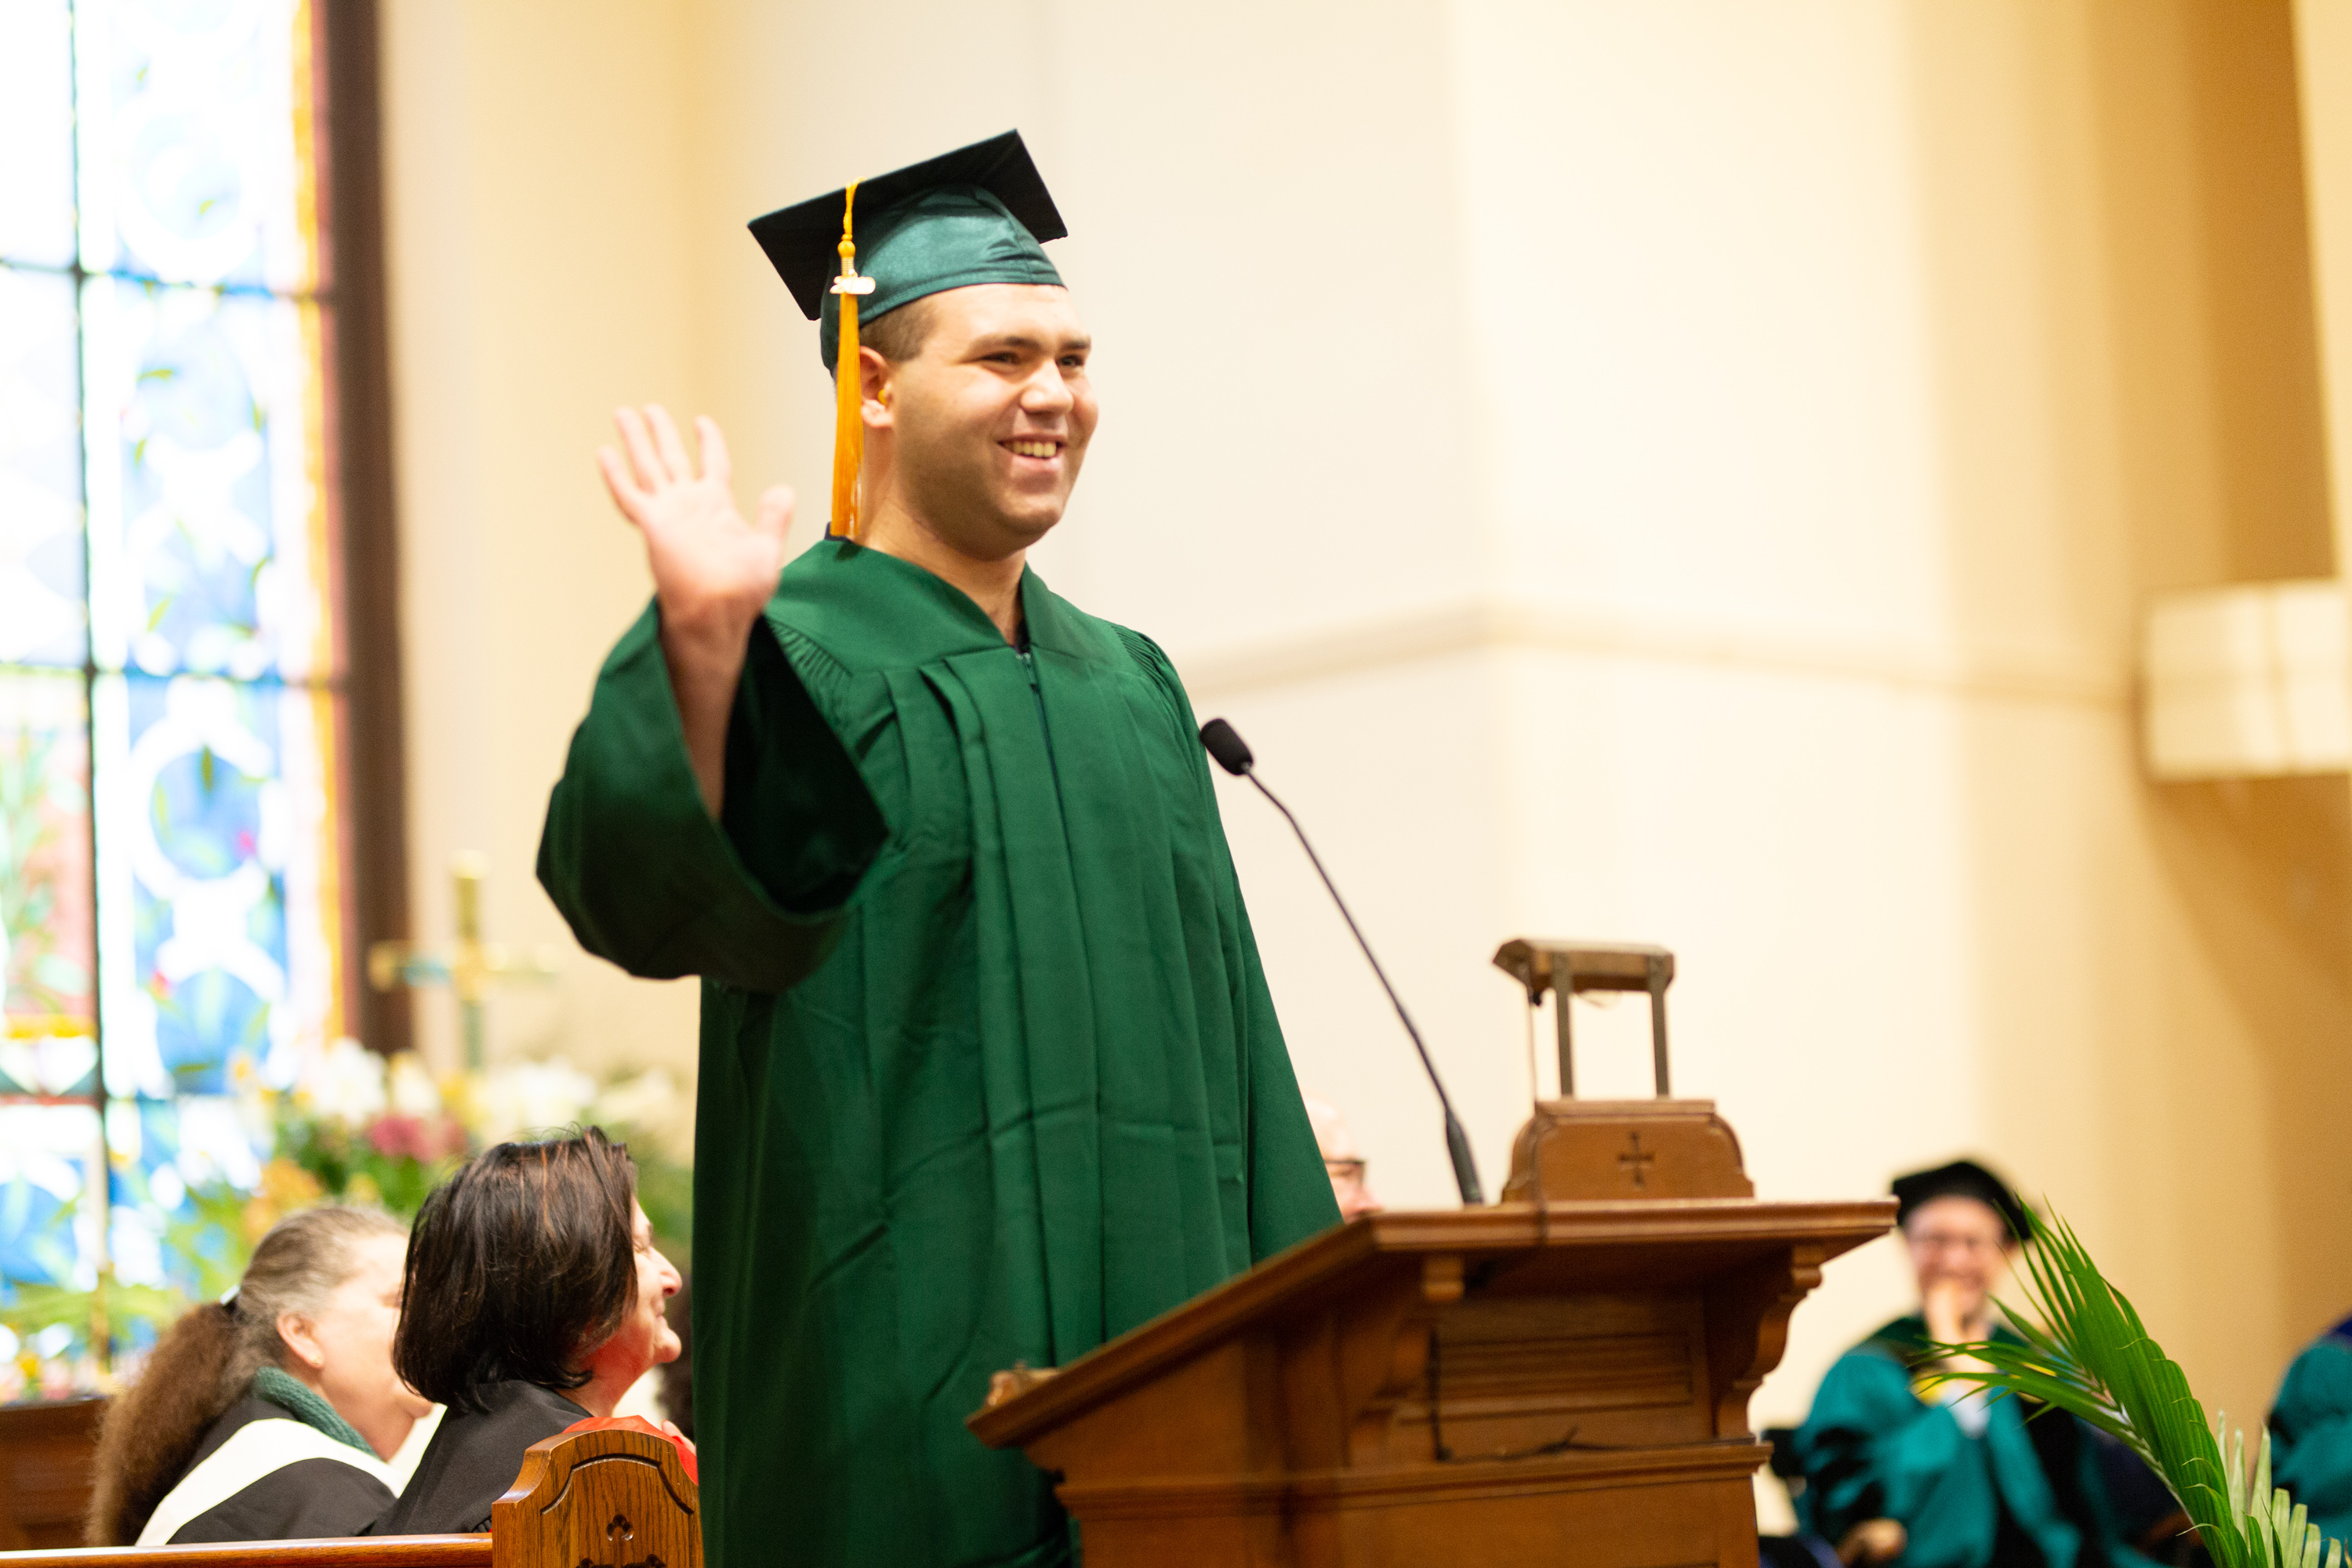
[1199,718,1254,776]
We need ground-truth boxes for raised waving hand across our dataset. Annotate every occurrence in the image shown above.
[597,405,793,815]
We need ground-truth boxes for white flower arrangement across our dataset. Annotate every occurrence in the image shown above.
[297,1036,389,1125]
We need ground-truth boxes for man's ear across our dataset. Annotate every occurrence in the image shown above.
[278,1311,325,1373]
[858,346,895,429]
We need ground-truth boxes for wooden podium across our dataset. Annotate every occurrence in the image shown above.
[970,942,1894,1567]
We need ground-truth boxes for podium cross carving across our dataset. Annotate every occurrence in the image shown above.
[1618,1131,1657,1189]
[368,853,557,1069]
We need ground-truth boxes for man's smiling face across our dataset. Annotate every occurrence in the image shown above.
[872,281,1097,561]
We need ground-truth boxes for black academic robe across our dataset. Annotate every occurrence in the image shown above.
[372,1381,589,1534]
[142,1394,394,1544]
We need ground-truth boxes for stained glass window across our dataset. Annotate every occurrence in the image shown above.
[1,0,348,1395]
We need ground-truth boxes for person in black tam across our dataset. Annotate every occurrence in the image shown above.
[1795,1160,2170,1568]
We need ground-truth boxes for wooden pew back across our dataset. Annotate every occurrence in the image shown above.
[0,1399,103,1550]
[0,1427,697,1568]
[492,1428,699,1568]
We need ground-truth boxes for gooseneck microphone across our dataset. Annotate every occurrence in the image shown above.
[1199,718,1486,1207]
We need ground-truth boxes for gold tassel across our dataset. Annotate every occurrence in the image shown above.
[829,180,873,539]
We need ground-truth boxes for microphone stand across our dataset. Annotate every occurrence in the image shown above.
[1234,771,1486,1207]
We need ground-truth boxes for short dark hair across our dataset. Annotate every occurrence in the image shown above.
[853,295,938,368]
[394,1127,638,1411]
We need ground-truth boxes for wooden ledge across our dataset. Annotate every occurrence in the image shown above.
[1280,1438,1776,1502]
[970,1199,1894,1449]
[1344,1200,1896,1248]
[1053,1439,1777,1519]
[0,1536,491,1567]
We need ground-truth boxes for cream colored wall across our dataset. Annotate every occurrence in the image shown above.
[376,0,2352,1460]
[2300,0,2352,572]
[379,0,706,1091]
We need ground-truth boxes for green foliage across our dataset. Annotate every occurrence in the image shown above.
[1,1277,185,1344]
[274,1109,463,1220]
[1929,1212,2343,1568]
[167,1178,257,1304]
[632,1145,693,1272]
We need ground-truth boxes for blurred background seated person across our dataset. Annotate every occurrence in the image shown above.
[1795,1159,2161,1568]
[1304,1095,1382,1221]
[86,1206,426,1545]
[2269,1310,2352,1552]
[375,1127,682,1534]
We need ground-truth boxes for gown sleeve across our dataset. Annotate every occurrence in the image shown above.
[2271,1338,2352,1538]
[538,604,887,993]
[1795,1348,1965,1541]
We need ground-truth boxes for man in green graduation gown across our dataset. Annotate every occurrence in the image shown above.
[2270,1315,2352,1548]
[536,132,1338,1567]
[1795,1160,2161,1568]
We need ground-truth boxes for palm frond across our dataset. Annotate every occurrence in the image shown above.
[1923,1209,2334,1568]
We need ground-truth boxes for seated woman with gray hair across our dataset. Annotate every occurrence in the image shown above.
[85,1205,428,1544]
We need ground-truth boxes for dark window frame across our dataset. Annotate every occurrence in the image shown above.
[319,0,411,1058]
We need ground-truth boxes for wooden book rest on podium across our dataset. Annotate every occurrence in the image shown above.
[970,941,1893,1568]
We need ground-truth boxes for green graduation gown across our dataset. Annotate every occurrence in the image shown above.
[1795,1316,2158,1568]
[538,539,1339,1568]
[2270,1317,2352,1550]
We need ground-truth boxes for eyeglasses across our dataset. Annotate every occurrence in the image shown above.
[1907,1229,2003,1256]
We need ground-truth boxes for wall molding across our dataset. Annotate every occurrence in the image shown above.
[1170,597,2131,709]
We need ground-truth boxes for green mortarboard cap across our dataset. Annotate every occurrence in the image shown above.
[748,129,1067,372]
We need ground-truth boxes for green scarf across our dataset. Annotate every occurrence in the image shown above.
[251,1364,376,1457]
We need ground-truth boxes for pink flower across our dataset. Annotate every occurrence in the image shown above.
[368,1114,466,1162]
[367,1115,433,1160]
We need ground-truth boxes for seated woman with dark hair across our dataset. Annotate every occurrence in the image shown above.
[86,1205,426,1545]
[374,1126,683,1534]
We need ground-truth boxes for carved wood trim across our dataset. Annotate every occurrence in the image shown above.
[491,1428,698,1568]
[1270,1272,1430,1472]
[1057,1439,1776,1518]
[1283,1439,1773,1503]
[1703,1243,1828,1438]
[970,1203,1893,1448]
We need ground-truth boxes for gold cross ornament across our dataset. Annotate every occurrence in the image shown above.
[367,853,558,1070]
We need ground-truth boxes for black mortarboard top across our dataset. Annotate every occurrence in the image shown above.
[1891,1158,2035,1244]
[748,129,1068,372]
